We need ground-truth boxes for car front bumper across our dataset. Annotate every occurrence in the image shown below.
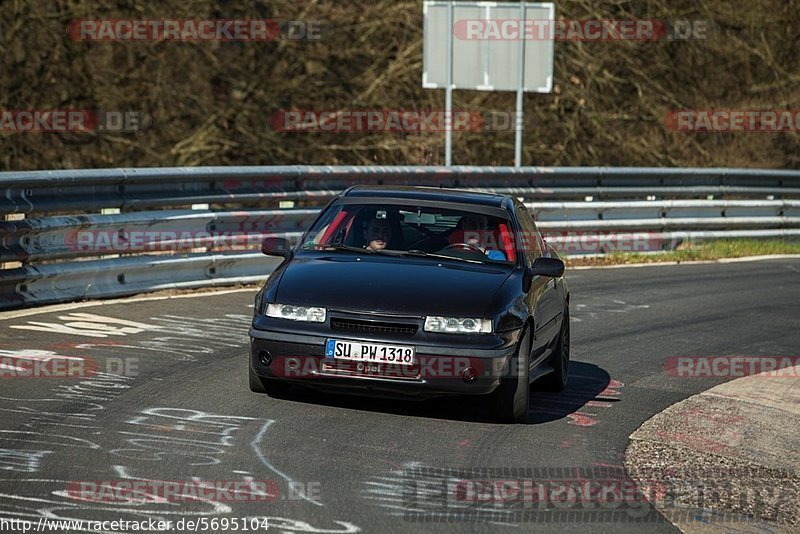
[249,326,521,399]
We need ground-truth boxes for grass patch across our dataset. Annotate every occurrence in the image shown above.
[564,240,800,267]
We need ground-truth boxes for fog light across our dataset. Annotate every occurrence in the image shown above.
[461,367,478,383]
[258,351,272,366]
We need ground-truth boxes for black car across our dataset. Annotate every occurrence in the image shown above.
[249,186,569,423]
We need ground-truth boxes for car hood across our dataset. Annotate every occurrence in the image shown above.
[275,253,514,317]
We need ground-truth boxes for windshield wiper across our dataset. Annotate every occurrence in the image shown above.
[401,249,482,264]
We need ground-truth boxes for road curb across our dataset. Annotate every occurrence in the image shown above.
[624,365,800,532]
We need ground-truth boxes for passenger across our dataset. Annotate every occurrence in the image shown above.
[460,214,507,260]
[363,217,392,252]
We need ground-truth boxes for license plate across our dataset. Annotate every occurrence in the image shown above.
[325,339,415,366]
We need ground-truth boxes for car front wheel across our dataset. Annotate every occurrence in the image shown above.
[491,326,531,424]
[541,307,570,391]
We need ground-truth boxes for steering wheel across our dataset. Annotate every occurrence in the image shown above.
[442,243,484,254]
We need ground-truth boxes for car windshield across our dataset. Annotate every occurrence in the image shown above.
[301,203,516,264]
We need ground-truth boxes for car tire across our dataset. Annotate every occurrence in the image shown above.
[491,326,531,424]
[541,307,570,391]
[249,366,292,397]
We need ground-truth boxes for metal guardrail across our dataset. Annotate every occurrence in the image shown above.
[2,166,800,310]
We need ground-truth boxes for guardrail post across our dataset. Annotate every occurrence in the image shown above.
[1,213,25,269]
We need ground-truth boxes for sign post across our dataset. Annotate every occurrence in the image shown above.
[515,1,527,167]
[445,1,454,166]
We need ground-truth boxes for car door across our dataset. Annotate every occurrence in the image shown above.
[516,202,563,361]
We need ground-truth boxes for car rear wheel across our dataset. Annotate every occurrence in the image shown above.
[541,307,570,391]
[491,326,531,424]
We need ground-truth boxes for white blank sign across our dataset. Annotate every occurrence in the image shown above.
[423,1,555,93]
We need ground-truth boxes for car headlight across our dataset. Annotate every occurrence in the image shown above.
[266,303,327,323]
[424,317,492,334]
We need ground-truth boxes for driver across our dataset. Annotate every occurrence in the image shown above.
[363,217,392,252]
[459,214,507,260]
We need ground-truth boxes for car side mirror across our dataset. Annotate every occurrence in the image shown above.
[532,257,565,277]
[523,257,565,292]
[261,237,292,259]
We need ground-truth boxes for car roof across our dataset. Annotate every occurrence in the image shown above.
[342,185,512,208]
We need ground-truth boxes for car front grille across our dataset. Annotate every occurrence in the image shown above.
[330,317,418,337]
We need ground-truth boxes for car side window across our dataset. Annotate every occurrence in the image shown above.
[515,203,543,266]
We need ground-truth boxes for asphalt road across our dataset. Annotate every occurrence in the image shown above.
[1,258,798,534]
